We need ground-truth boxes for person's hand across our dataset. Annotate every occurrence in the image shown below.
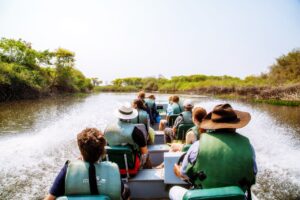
[173,163,181,177]
[172,127,177,134]
[170,143,183,152]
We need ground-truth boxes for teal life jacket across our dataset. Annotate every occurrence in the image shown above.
[180,111,193,124]
[104,121,136,147]
[186,132,255,191]
[64,160,121,200]
[145,99,155,110]
[172,103,182,114]
[187,125,201,141]
[130,109,149,130]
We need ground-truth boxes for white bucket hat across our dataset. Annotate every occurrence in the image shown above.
[114,102,138,120]
[183,99,194,108]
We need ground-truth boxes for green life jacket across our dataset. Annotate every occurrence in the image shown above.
[130,110,149,129]
[187,125,200,141]
[104,121,135,146]
[180,111,193,124]
[64,160,121,200]
[186,132,255,191]
[172,103,182,114]
[145,99,155,109]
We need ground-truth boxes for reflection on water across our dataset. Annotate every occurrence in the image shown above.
[0,93,299,200]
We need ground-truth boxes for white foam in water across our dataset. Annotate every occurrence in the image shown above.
[0,94,299,199]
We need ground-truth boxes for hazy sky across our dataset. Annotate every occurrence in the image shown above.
[1,0,300,82]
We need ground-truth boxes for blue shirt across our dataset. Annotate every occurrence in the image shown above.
[166,103,174,116]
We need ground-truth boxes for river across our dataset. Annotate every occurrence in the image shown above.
[0,93,299,200]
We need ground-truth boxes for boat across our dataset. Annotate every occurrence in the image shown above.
[59,102,259,200]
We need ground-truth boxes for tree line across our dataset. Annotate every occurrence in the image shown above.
[0,38,93,101]
[96,49,300,102]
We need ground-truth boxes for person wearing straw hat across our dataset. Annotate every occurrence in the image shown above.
[104,102,152,168]
[164,99,194,143]
[170,104,257,200]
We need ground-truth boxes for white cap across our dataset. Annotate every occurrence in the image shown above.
[183,99,194,108]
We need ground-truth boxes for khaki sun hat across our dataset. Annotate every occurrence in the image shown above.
[114,102,138,120]
[200,103,251,129]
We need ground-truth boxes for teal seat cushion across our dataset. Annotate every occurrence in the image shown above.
[168,114,179,127]
[182,144,192,152]
[177,123,194,140]
[105,145,136,169]
[183,186,245,200]
[57,195,110,200]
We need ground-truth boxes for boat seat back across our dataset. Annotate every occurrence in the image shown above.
[168,114,180,127]
[105,145,140,178]
[57,195,110,200]
[183,186,245,200]
[176,123,194,140]
[182,144,192,152]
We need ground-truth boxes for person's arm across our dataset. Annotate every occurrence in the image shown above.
[250,144,257,175]
[172,116,183,134]
[132,127,147,148]
[44,194,56,200]
[44,163,68,200]
[185,131,197,144]
[173,141,199,179]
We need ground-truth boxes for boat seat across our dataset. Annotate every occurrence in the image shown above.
[57,195,110,200]
[176,123,194,140]
[168,114,180,127]
[148,144,170,166]
[154,130,165,144]
[104,145,140,178]
[183,186,245,200]
[182,144,192,152]
[128,168,169,199]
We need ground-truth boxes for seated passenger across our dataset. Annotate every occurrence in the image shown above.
[104,103,152,168]
[170,106,207,152]
[159,95,174,130]
[184,106,207,144]
[170,95,183,114]
[170,104,257,200]
[164,99,194,143]
[145,94,159,125]
[137,90,148,110]
[131,99,150,132]
[44,128,130,200]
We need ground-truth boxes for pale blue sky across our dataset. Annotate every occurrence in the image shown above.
[1,0,300,82]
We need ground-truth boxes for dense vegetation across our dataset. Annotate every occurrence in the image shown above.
[96,49,300,102]
[0,38,93,101]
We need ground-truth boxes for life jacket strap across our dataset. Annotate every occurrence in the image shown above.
[88,162,99,195]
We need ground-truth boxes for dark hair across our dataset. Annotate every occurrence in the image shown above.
[193,107,207,123]
[77,128,106,163]
[147,94,155,100]
[133,99,146,110]
[138,91,145,99]
[172,95,180,103]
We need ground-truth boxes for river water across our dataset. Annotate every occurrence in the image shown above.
[0,93,299,200]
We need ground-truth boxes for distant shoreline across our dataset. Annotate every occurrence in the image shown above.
[94,84,300,106]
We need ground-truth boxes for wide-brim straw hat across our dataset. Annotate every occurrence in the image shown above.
[200,103,251,130]
[114,103,138,120]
